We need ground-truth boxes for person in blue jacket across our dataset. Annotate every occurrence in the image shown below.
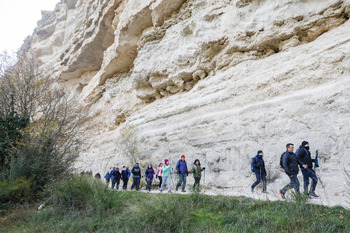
[105,171,110,185]
[176,155,188,192]
[251,150,268,193]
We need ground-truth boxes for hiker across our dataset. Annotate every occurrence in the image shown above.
[131,163,141,191]
[192,159,205,189]
[145,164,155,191]
[94,173,101,179]
[176,155,188,192]
[155,163,163,189]
[296,141,319,197]
[279,143,302,199]
[110,167,117,189]
[160,159,172,193]
[112,168,122,190]
[121,166,130,190]
[251,150,267,193]
[105,171,111,184]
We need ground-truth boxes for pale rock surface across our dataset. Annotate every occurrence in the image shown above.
[21,0,350,208]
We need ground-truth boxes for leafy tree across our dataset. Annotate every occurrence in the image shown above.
[116,124,139,165]
[0,51,82,200]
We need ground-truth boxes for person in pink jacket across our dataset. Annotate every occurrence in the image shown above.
[155,163,163,189]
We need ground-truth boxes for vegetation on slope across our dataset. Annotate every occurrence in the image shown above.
[1,175,349,233]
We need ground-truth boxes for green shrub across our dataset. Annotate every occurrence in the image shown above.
[48,175,119,215]
[0,177,35,205]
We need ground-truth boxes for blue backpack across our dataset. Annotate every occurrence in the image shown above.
[251,156,258,172]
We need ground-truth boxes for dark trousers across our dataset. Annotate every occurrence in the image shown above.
[146,178,153,191]
[122,178,128,190]
[158,176,162,188]
[251,172,267,191]
[281,175,300,194]
[193,177,201,188]
[131,177,140,191]
[176,173,187,191]
[301,168,318,193]
[112,179,120,189]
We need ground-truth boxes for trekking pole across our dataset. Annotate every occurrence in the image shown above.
[203,169,206,186]
[170,166,175,189]
[307,167,330,205]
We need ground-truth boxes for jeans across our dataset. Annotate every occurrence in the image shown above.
[251,172,267,191]
[122,178,128,190]
[281,175,300,194]
[111,179,120,189]
[131,177,140,191]
[301,168,318,193]
[160,176,171,191]
[176,173,187,191]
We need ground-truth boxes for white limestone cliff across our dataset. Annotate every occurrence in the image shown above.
[21,0,350,208]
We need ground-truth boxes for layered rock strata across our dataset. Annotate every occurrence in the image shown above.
[22,0,350,207]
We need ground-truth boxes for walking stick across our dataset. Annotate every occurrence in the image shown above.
[203,169,206,186]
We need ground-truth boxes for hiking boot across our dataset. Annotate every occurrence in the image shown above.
[262,190,269,194]
[310,192,319,198]
[168,190,172,193]
[182,190,186,192]
[176,186,179,192]
[304,193,311,199]
[251,187,254,193]
[279,190,286,199]
[160,190,163,193]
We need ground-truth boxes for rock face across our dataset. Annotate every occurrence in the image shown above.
[22,0,350,207]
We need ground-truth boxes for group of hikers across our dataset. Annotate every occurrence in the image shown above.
[102,155,205,193]
[251,140,320,199]
[95,140,319,199]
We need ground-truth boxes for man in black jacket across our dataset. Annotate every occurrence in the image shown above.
[251,150,268,193]
[279,143,303,199]
[296,141,319,197]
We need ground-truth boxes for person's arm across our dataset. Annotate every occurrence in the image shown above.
[296,150,307,168]
[282,153,292,176]
[186,163,188,176]
[164,165,170,173]
[262,160,267,174]
[176,161,180,173]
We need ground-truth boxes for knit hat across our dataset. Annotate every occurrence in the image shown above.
[302,141,309,146]
[181,155,185,158]
[257,150,263,155]
[164,159,169,164]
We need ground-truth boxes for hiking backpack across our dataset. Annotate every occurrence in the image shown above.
[280,152,285,168]
[250,156,258,172]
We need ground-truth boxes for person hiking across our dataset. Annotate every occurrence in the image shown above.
[279,143,303,199]
[296,141,319,197]
[112,168,122,190]
[131,163,141,191]
[121,166,130,190]
[251,150,268,193]
[145,164,155,191]
[176,155,188,192]
[155,163,163,189]
[94,173,101,179]
[160,159,172,193]
[192,159,205,190]
[110,167,117,189]
[105,171,111,185]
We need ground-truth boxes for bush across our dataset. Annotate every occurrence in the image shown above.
[0,177,35,204]
[48,175,119,215]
